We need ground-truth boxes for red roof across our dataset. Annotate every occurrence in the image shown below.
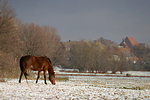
[126,37,139,47]
[120,37,139,48]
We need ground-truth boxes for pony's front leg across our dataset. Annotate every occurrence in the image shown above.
[44,70,47,84]
[36,71,41,84]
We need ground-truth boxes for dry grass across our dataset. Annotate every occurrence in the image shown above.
[17,72,69,82]
[55,77,69,81]
[0,66,20,79]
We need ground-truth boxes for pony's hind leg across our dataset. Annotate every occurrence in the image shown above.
[19,72,23,83]
[19,72,28,83]
[36,71,41,84]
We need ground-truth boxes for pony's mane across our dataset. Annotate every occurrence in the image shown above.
[41,55,52,64]
[47,57,52,64]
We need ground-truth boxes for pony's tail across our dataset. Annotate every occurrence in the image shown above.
[19,56,29,76]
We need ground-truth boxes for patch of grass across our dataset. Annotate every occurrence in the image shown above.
[140,85,150,90]
[123,86,142,90]
[0,78,7,82]
[55,77,69,82]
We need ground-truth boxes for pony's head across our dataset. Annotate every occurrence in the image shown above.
[47,57,55,85]
[49,72,55,85]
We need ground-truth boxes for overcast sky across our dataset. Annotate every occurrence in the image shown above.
[8,0,150,45]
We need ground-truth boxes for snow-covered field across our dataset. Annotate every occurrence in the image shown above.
[0,76,150,100]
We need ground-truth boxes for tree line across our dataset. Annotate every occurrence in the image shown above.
[131,45,150,71]
[69,39,132,73]
[68,38,150,73]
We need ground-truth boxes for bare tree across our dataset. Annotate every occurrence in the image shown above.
[19,23,67,66]
[69,42,79,69]
[0,0,17,35]
[108,46,131,74]
[117,52,131,74]
[69,40,91,71]
[69,41,83,71]
[89,41,104,72]
[18,23,43,56]
[0,0,21,78]
[131,45,150,71]
[42,26,67,66]
[0,51,20,78]
[0,0,19,53]
[100,49,111,73]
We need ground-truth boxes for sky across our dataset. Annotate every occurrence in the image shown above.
[8,0,150,45]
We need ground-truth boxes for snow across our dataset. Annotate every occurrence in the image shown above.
[0,76,150,100]
[123,71,150,77]
[56,71,150,77]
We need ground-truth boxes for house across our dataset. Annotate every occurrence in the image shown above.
[119,37,139,48]
[60,40,71,52]
[60,41,72,62]
[119,36,146,48]
[132,57,140,64]
[119,36,146,63]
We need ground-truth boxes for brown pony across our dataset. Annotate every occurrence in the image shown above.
[19,55,55,85]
